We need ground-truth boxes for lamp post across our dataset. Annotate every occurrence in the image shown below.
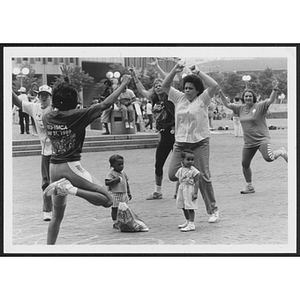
[242,75,251,89]
[106,71,121,90]
[13,67,29,87]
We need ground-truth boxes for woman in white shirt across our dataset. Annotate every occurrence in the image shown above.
[161,62,220,223]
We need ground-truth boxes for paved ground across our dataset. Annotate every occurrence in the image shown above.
[7,118,294,254]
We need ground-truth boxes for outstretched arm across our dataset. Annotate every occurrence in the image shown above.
[161,62,185,94]
[266,79,279,107]
[12,91,22,109]
[100,75,131,111]
[217,87,232,110]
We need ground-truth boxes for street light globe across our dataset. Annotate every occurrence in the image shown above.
[22,67,30,75]
[106,71,113,79]
[242,75,251,82]
[13,67,21,75]
[113,71,121,79]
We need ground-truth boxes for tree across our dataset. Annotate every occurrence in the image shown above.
[53,64,94,93]
[12,62,41,93]
[52,64,94,105]
[222,72,244,99]
[258,67,275,98]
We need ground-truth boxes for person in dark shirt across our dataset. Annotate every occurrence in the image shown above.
[43,75,131,244]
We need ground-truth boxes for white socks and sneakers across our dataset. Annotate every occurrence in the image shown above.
[44,178,77,197]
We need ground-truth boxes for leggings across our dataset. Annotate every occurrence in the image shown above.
[155,128,175,177]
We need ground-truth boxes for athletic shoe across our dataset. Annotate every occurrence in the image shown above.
[113,223,120,230]
[43,211,52,221]
[125,122,130,129]
[178,221,189,229]
[280,147,288,162]
[208,210,220,223]
[146,192,163,200]
[140,227,149,232]
[129,123,134,129]
[240,186,255,194]
[181,223,195,232]
[44,178,73,197]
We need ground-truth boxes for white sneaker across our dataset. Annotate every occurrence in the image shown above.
[181,223,195,232]
[125,122,130,129]
[208,210,220,223]
[240,185,255,194]
[178,221,189,229]
[44,178,73,197]
[129,123,134,129]
[43,211,52,221]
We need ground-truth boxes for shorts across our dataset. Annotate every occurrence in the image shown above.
[110,191,129,208]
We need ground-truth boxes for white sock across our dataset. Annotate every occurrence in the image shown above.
[246,182,252,188]
[155,185,162,193]
[66,185,78,196]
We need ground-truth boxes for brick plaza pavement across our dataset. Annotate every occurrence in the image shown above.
[7,118,294,254]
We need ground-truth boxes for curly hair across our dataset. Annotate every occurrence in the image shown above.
[241,89,257,103]
[52,82,78,111]
[109,154,124,167]
[183,74,204,96]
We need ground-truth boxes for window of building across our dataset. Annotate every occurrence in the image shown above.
[47,58,52,62]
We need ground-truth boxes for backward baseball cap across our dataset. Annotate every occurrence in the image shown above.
[38,85,52,95]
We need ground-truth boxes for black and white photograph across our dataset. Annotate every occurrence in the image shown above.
[3,45,296,255]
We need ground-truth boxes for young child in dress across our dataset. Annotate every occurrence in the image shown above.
[175,149,200,232]
[105,154,132,229]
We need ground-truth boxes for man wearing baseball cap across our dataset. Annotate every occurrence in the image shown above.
[17,87,30,134]
[13,84,53,221]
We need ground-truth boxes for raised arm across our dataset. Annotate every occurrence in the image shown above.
[190,65,218,97]
[197,71,218,98]
[161,62,185,94]
[12,91,22,109]
[148,58,167,79]
[266,79,279,107]
[100,75,132,111]
[130,65,153,99]
[217,87,232,110]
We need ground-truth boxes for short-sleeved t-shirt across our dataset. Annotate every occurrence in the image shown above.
[42,104,102,163]
[230,100,270,148]
[22,101,52,156]
[168,87,211,143]
[105,170,129,193]
[175,165,200,185]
